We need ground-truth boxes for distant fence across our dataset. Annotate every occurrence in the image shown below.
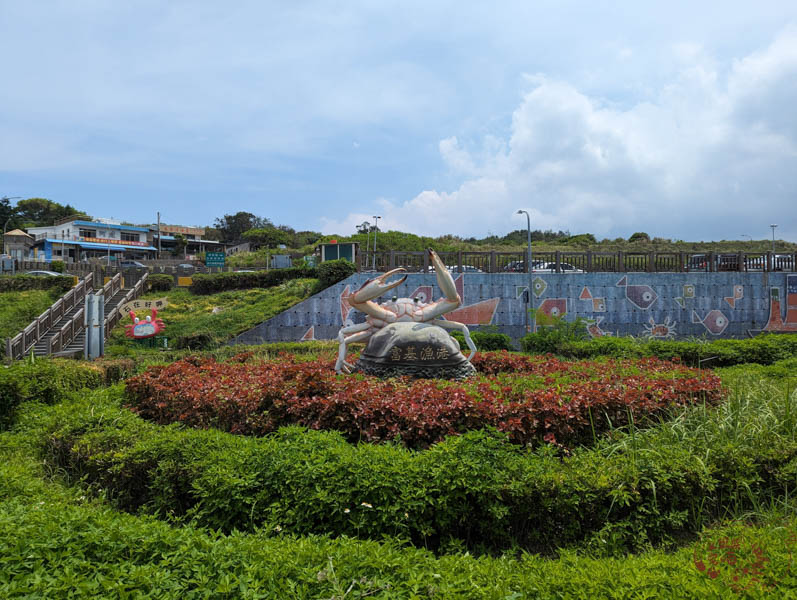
[357,250,797,274]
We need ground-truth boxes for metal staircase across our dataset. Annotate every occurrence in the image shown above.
[5,271,149,359]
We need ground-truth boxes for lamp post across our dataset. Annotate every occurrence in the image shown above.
[741,234,752,242]
[516,209,535,333]
[372,215,381,270]
[770,224,777,255]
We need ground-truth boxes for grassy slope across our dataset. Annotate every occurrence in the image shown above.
[106,278,317,354]
[0,289,62,348]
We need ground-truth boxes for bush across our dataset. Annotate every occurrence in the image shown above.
[147,274,173,292]
[452,330,515,351]
[41,380,797,555]
[0,359,105,430]
[173,332,215,350]
[49,260,65,273]
[189,267,317,295]
[521,330,797,367]
[0,275,74,293]
[124,354,723,450]
[317,259,356,289]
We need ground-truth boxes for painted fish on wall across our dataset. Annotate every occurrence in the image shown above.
[616,276,658,309]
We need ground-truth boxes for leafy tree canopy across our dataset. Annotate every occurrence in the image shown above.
[213,212,272,243]
[14,198,85,227]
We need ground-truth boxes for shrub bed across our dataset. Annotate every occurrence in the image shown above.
[521,332,797,367]
[147,273,173,291]
[124,352,723,449]
[38,383,797,554]
[0,359,106,429]
[189,267,317,295]
[0,275,74,293]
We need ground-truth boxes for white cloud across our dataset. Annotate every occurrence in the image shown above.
[325,27,797,241]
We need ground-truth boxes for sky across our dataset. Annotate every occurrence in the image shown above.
[1,1,796,243]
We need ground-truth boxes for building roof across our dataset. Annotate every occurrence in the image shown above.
[4,229,32,238]
[70,220,150,232]
[41,239,157,251]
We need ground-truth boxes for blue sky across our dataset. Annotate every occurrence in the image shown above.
[2,1,796,242]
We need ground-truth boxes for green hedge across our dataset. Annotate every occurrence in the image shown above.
[451,330,515,351]
[40,383,797,555]
[147,274,173,292]
[0,360,106,430]
[0,275,74,293]
[1,495,793,598]
[521,332,797,367]
[317,259,356,289]
[189,267,318,295]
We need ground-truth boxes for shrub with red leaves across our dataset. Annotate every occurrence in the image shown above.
[124,352,724,449]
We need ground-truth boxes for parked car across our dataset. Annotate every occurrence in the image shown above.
[24,270,64,277]
[120,260,146,268]
[448,265,484,273]
[502,260,545,272]
[532,262,584,273]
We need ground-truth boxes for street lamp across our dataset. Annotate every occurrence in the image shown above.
[740,234,752,242]
[770,224,777,255]
[516,209,535,333]
[372,215,381,270]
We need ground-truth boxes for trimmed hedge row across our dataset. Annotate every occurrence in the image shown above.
[189,267,318,294]
[521,332,797,367]
[0,359,131,430]
[0,275,74,293]
[1,493,793,598]
[41,385,797,554]
[146,273,173,291]
[3,492,793,599]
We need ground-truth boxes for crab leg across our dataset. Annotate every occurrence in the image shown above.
[419,249,462,321]
[335,322,373,373]
[430,318,476,362]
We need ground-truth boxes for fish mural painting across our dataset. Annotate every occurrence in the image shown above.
[616,276,658,310]
[538,298,567,319]
[692,309,730,335]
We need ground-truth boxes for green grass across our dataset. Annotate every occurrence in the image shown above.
[105,278,318,355]
[0,289,62,350]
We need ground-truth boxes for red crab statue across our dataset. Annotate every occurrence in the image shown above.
[125,309,166,339]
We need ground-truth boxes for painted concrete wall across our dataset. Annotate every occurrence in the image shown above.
[229,272,797,346]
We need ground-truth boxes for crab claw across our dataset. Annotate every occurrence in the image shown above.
[429,249,460,303]
[351,268,407,302]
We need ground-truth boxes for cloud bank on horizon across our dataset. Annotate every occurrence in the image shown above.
[322,27,797,241]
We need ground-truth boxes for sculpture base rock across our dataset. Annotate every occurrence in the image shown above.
[354,322,476,381]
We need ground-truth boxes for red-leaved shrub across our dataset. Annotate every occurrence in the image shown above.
[124,352,724,449]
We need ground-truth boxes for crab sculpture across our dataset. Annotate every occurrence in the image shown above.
[335,249,476,373]
[125,309,166,339]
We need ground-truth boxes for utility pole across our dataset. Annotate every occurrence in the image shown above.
[157,212,162,259]
[372,215,381,270]
[517,209,535,333]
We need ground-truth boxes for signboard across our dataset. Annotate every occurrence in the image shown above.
[206,251,225,267]
[120,298,169,314]
[81,236,149,247]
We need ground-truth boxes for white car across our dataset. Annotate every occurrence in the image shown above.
[532,262,585,273]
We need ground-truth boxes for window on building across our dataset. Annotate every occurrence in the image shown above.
[121,232,139,242]
[79,229,96,238]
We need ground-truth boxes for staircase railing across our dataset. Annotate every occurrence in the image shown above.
[48,308,85,355]
[105,272,148,335]
[5,273,94,360]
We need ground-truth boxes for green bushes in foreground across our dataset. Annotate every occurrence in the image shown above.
[521,330,797,367]
[1,495,794,599]
[0,359,105,430]
[146,273,174,291]
[36,380,797,555]
[189,267,318,295]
